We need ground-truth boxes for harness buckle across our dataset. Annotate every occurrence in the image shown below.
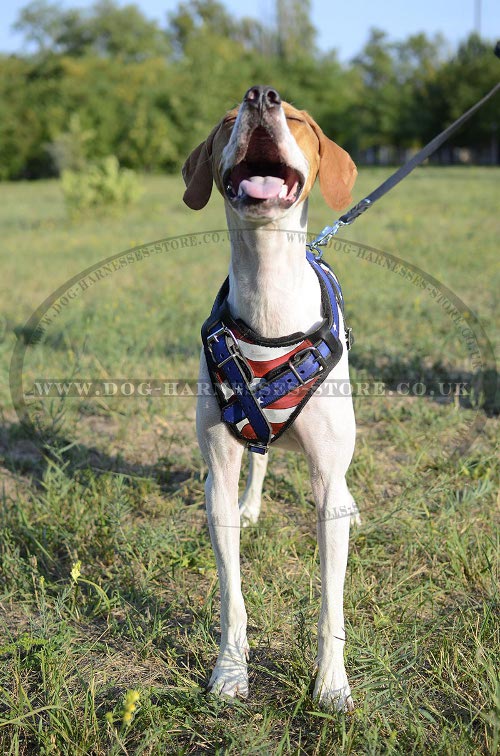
[206,326,243,369]
[206,325,254,397]
[288,346,327,386]
[247,441,269,455]
[345,327,354,351]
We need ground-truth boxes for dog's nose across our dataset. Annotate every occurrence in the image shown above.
[244,85,281,111]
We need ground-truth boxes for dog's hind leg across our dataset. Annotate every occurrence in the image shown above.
[239,453,268,526]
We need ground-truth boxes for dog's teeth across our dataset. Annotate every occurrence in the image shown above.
[279,185,288,199]
[238,184,245,197]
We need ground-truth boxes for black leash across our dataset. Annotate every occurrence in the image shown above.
[308,62,500,256]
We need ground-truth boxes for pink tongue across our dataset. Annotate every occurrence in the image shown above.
[239,175,284,199]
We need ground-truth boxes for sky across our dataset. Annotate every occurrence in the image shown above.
[1,0,499,61]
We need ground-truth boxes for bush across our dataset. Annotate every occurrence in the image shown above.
[61,155,143,215]
[46,114,95,175]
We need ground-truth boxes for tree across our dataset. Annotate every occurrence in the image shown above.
[167,0,238,56]
[13,0,64,53]
[3,0,499,180]
[350,29,401,155]
[14,0,170,60]
[429,34,500,159]
[275,0,316,62]
[391,33,445,148]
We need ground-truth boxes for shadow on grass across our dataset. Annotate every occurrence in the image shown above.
[0,420,194,495]
[349,349,498,415]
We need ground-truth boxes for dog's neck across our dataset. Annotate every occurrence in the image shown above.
[225,200,323,338]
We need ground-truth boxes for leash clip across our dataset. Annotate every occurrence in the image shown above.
[306,219,345,260]
[306,199,374,259]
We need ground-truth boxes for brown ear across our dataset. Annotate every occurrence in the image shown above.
[182,123,220,210]
[304,113,357,211]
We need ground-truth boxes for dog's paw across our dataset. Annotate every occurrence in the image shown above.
[315,684,354,712]
[238,500,260,527]
[313,667,354,713]
[208,644,249,698]
[350,511,361,527]
[349,496,361,527]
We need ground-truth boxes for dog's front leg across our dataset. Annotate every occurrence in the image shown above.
[197,359,249,697]
[299,399,356,712]
[313,485,354,712]
[205,464,250,697]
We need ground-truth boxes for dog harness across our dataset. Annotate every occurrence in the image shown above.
[201,250,353,454]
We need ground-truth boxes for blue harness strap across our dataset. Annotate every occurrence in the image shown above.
[205,324,273,450]
[201,252,352,454]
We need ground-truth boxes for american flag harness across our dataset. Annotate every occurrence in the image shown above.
[201,250,353,455]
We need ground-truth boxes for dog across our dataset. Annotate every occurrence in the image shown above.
[182,85,358,710]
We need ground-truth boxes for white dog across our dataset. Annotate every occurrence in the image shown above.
[182,85,359,710]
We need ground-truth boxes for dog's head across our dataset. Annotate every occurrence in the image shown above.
[182,85,357,221]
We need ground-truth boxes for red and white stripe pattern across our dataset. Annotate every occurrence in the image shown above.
[217,325,318,442]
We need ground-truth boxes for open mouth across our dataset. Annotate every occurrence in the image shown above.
[224,126,304,209]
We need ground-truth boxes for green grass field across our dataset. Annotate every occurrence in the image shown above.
[0,168,498,754]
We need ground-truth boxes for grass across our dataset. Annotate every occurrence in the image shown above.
[0,167,498,754]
